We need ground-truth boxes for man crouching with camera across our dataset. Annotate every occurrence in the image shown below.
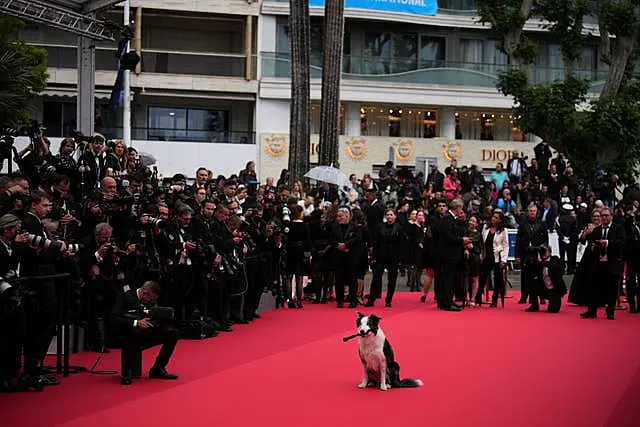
[109,280,179,385]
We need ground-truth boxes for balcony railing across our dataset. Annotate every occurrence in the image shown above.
[261,52,608,90]
[32,43,256,79]
[91,128,256,144]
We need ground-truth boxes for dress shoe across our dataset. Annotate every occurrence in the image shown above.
[252,313,261,319]
[385,301,392,308]
[525,306,539,312]
[443,305,461,312]
[517,298,527,304]
[348,302,357,308]
[149,367,178,380]
[231,317,249,325]
[606,313,615,320]
[121,371,133,385]
[580,311,597,319]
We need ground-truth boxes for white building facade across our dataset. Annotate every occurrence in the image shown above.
[20,0,606,180]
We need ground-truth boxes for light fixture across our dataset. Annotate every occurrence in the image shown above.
[389,109,393,114]
[409,110,412,114]
[482,113,486,118]
[399,109,403,114]
[169,112,175,116]
[455,112,459,117]
[427,111,431,116]
[491,114,495,118]
[360,108,365,114]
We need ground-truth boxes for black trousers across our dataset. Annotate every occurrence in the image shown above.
[478,261,505,304]
[0,301,26,381]
[210,276,231,326]
[335,266,357,305]
[587,263,619,315]
[626,261,640,311]
[520,263,539,303]
[23,281,56,374]
[164,265,194,321]
[439,259,460,307]
[244,257,266,317]
[191,265,210,319]
[315,268,333,301]
[369,261,398,303]
[121,326,178,376]
[559,241,577,273]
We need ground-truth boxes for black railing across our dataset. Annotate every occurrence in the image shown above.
[89,128,256,144]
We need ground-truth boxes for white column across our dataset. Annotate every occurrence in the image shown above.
[531,134,542,143]
[123,0,132,147]
[344,102,361,136]
[440,106,455,140]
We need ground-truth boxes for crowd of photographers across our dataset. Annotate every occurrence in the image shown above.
[1,129,639,393]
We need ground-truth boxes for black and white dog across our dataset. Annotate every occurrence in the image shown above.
[354,312,423,391]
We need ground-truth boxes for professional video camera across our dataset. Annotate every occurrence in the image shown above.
[123,305,174,328]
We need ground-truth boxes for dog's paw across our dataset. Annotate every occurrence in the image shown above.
[357,381,368,389]
[380,383,389,391]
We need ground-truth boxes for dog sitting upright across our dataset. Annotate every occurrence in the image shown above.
[355,312,423,391]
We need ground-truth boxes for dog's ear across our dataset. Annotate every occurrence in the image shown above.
[356,312,365,319]
[368,314,381,324]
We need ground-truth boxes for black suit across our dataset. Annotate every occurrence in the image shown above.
[582,223,625,316]
[515,219,549,303]
[365,201,385,238]
[109,290,178,377]
[0,241,26,383]
[436,212,464,307]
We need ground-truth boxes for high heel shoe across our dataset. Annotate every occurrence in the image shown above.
[500,294,505,308]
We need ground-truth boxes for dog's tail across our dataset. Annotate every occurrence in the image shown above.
[395,378,424,388]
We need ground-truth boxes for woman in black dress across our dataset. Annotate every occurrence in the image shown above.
[283,205,312,308]
[419,210,436,303]
[568,208,601,305]
[350,208,370,305]
[465,215,483,306]
[405,210,425,292]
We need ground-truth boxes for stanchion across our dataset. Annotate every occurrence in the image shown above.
[26,273,88,377]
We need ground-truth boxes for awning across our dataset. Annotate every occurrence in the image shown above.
[41,87,112,100]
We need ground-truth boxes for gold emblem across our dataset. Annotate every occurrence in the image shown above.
[395,139,414,161]
[442,140,461,162]
[265,134,287,157]
[346,137,367,160]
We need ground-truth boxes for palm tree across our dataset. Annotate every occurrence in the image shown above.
[0,18,48,126]
[318,0,345,167]
[287,0,311,182]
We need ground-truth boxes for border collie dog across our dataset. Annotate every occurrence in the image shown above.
[355,312,423,391]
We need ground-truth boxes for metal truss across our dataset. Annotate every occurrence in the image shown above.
[0,0,119,41]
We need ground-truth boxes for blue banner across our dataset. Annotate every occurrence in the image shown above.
[309,0,437,16]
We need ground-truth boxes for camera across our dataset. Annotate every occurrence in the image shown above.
[194,239,217,259]
[124,306,174,328]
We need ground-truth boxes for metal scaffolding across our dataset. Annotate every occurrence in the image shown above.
[0,0,119,41]
[0,0,122,135]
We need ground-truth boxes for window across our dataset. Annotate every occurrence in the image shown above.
[454,110,523,141]
[460,39,484,65]
[419,36,446,67]
[147,106,230,142]
[42,101,77,138]
[359,106,439,138]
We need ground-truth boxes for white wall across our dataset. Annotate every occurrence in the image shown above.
[256,99,290,133]
[6,137,258,179]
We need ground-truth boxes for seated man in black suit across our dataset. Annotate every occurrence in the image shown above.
[109,281,179,385]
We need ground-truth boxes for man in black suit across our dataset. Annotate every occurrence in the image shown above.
[364,189,384,238]
[436,199,471,311]
[516,204,549,306]
[580,207,625,320]
[109,280,179,385]
[526,245,567,313]
[0,214,31,392]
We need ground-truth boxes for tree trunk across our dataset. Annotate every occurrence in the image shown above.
[599,35,635,99]
[318,0,345,167]
[288,0,311,182]
[502,0,534,81]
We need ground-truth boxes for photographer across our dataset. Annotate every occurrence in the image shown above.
[78,223,128,352]
[19,190,68,386]
[156,204,197,322]
[526,245,567,313]
[109,280,179,386]
[515,204,549,307]
[0,214,31,392]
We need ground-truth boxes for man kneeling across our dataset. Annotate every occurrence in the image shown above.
[109,281,179,385]
[526,245,567,313]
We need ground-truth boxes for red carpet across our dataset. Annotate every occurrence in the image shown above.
[2,292,640,427]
